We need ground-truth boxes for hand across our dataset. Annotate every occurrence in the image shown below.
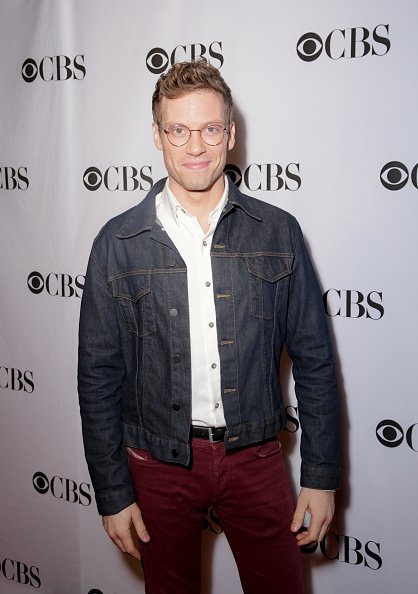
[290,487,334,547]
[102,502,150,560]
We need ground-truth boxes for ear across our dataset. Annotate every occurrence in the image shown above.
[227,121,236,151]
[153,122,163,151]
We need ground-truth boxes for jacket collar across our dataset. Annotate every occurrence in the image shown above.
[115,176,262,239]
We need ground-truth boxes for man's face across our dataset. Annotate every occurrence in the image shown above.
[153,89,235,201]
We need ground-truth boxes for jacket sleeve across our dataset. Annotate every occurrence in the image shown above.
[285,221,340,490]
[78,245,136,515]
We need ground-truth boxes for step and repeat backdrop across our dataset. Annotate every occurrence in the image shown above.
[1,1,417,593]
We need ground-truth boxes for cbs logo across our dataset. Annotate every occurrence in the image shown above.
[27,271,84,298]
[224,162,301,192]
[380,161,418,191]
[33,471,92,506]
[301,532,382,570]
[83,165,153,192]
[297,24,390,62]
[146,41,223,74]
[21,55,86,82]
[0,167,29,190]
[0,558,41,589]
[376,419,417,452]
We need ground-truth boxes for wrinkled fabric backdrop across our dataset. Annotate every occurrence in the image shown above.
[1,1,417,593]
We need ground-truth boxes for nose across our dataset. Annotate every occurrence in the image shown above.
[186,130,206,156]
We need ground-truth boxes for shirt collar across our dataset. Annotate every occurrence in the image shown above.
[160,176,229,227]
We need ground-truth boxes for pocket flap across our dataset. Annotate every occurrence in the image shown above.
[247,255,293,283]
[112,274,151,302]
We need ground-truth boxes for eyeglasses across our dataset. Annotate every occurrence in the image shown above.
[159,123,228,147]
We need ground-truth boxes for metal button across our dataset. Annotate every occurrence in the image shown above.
[173,354,182,364]
[211,363,217,369]
[209,322,214,328]
[203,240,207,246]
[205,281,211,287]
[172,403,180,411]
[215,402,220,409]
[169,308,178,317]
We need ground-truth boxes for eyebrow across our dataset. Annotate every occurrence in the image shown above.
[163,120,226,128]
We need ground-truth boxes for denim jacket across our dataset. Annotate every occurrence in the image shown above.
[78,178,340,515]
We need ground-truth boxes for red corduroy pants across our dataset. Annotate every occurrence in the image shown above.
[127,437,304,594]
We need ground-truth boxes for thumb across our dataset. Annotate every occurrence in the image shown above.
[132,507,151,543]
[291,496,307,533]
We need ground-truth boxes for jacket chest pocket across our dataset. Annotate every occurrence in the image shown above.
[112,273,156,337]
[247,255,293,320]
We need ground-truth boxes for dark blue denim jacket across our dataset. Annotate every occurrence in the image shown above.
[78,178,340,515]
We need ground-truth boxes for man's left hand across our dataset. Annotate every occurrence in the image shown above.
[290,487,335,546]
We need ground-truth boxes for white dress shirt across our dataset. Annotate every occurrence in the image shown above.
[156,178,228,428]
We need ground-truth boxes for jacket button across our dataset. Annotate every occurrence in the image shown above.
[172,449,179,457]
[172,403,180,411]
[169,308,178,317]
[173,354,182,363]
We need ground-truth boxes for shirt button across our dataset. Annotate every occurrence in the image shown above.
[169,308,178,317]
[209,322,214,328]
[203,240,207,246]
[172,403,181,411]
[215,402,220,409]
[205,281,211,287]
[211,363,217,369]
[173,354,182,364]
[172,449,179,458]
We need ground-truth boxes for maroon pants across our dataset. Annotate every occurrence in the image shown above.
[127,437,304,594]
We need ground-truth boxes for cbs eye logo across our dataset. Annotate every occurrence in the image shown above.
[297,33,323,62]
[146,47,169,74]
[224,164,242,187]
[376,419,418,451]
[380,161,418,191]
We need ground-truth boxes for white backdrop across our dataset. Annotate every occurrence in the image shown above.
[1,1,417,593]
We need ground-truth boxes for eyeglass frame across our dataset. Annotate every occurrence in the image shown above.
[157,122,229,147]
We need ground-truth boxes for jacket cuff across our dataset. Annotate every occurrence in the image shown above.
[95,485,137,516]
[300,463,340,491]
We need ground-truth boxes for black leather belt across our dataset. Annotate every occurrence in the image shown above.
[191,426,226,442]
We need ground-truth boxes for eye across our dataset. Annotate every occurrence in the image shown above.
[205,124,222,134]
[83,167,102,191]
[376,419,404,448]
[224,164,242,188]
[170,125,188,137]
[33,471,49,494]
[297,32,323,61]
[380,161,409,190]
[146,47,169,74]
[27,271,44,294]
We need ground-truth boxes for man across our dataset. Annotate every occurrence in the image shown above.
[78,59,340,594]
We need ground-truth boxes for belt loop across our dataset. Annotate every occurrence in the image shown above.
[208,428,215,443]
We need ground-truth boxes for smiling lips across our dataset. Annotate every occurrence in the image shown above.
[183,160,211,170]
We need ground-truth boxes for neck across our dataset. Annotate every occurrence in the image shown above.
[169,176,225,229]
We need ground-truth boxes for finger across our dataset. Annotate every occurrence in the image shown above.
[317,516,332,543]
[118,533,142,561]
[291,499,307,533]
[132,512,150,544]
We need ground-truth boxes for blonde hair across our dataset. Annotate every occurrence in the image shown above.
[152,59,233,124]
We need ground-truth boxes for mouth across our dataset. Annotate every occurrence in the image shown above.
[182,160,211,170]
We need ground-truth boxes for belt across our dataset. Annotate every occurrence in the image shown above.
[191,426,226,442]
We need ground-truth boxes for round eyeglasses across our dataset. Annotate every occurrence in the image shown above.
[160,123,228,147]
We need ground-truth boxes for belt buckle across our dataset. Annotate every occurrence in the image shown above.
[208,427,215,443]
